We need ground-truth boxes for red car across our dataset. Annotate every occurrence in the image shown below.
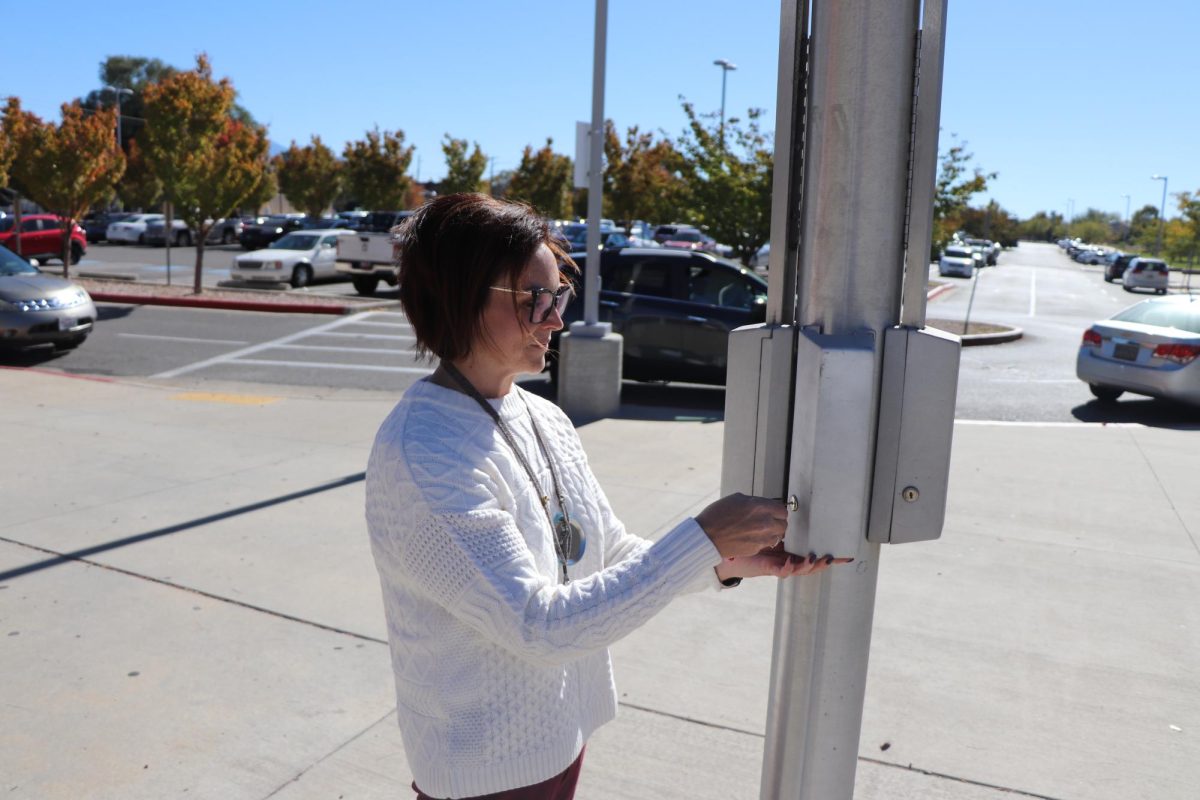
[0,214,87,265]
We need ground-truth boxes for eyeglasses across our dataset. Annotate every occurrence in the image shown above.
[490,284,574,324]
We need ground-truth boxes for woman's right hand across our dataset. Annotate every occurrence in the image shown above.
[695,493,789,559]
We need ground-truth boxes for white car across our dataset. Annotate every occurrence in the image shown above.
[232,230,355,288]
[106,213,164,244]
[1122,258,1169,294]
[1077,295,1200,405]
[938,245,977,278]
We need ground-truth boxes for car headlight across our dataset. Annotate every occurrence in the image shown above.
[0,287,90,312]
[272,261,283,270]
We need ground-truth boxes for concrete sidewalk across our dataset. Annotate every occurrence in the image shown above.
[2,368,1197,799]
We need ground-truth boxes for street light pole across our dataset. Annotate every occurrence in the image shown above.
[1151,174,1168,256]
[713,58,737,139]
[1121,193,1131,241]
[1067,198,1074,240]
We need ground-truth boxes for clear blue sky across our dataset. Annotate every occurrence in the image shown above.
[3,0,1196,222]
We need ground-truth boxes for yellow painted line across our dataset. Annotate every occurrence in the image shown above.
[171,391,281,406]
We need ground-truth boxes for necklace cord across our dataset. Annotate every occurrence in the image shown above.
[439,363,573,583]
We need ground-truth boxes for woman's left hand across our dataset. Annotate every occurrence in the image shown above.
[715,542,854,582]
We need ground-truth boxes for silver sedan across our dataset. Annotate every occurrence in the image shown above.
[0,246,97,352]
[1077,295,1200,405]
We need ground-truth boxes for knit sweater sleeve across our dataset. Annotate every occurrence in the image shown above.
[369,417,722,667]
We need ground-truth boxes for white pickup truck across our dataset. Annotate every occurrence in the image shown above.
[334,211,412,295]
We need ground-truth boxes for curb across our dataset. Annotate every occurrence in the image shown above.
[960,326,1023,346]
[86,291,394,316]
[926,282,955,301]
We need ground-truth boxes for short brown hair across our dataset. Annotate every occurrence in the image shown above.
[395,193,576,362]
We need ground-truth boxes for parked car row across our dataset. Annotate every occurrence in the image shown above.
[1061,240,1173,296]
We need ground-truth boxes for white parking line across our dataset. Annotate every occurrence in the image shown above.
[231,358,431,374]
[342,320,412,329]
[151,315,361,378]
[268,343,412,355]
[118,333,249,345]
[308,331,415,341]
[1028,269,1037,316]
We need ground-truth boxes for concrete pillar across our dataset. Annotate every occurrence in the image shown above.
[556,322,622,420]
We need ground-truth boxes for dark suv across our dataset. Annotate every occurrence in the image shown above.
[1105,252,1139,283]
[558,248,767,385]
[238,215,307,250]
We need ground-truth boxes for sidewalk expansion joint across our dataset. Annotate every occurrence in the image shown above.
[1127,431,1200,558]
[259,707,396,799]
[0,534,387,646]
[620,702,1064,799]
[857,756,1065,800]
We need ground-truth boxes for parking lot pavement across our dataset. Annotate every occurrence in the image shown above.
[2,368,1198,799]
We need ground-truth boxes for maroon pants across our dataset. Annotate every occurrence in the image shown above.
[412,748,586,800]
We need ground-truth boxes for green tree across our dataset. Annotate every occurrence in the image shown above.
[342,126,415,210]
[3,98,125,277]
[0,105,13,188]
[1062,208,1121,245]
[79,56,258,152]
[141,54,270,293]
[440,135,488,195]
[118,138,162,209]
[506,138,573,219]
[1017,211,1065,242]
[674,102,773,266]
[932,137,995,256]
[604,121,687,229]
[1166,190,1200,262]
[274,136,341,217]
[1128,204,1160,252]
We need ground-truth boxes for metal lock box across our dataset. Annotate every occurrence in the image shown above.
[867,325,961,543]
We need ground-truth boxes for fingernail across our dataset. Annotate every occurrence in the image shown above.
[824,555,834,565]
[807,553,816,564]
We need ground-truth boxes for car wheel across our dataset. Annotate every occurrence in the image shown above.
[177,231,192,247]
[222,229,235,245]
[290,264,313,288]
[351,275,379,296]
[1089,384,1123,403]
[1158,288,1167,295]
[1103,275,1113,283]
[70,242,84,265]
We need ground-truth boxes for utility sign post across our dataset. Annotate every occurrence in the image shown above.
[720,1,958,798]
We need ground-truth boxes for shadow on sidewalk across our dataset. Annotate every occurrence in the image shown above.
[1071,398,1200,429]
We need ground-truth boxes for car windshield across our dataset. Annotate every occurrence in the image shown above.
[945,248,972,258]
[0,218,13,232]
[271,233,320,250]
[672,232,702,242]
[0,246,39,276]
[1112,301,1200,334]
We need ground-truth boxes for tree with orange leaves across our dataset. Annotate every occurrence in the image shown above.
[2,97,125,277]
[141,54,270,293]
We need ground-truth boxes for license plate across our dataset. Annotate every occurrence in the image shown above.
[1114,343,1139,361]
[58,316,75,331]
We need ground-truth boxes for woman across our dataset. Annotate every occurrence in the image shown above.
[366,193,848,799]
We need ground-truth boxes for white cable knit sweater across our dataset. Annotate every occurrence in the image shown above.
[365,379,722,798]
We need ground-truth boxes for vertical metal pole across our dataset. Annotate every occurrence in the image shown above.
[720,68,728,136]
[760,1,924,797]
[583,0,607,327]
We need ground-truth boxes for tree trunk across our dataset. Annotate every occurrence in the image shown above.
[12,195,22,258]
[61,219,73,280]
[193,227,207,295]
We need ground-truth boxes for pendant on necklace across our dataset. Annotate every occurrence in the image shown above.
[553,512,587,565]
